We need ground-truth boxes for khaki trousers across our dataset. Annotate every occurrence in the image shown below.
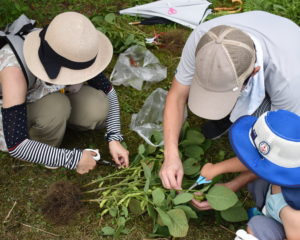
[26,85,109,147]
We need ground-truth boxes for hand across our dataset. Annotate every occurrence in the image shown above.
[76,150,97,174]
[191,191,213,211]
[109,141,129,168]
[200,163,215,180]
[191,182,233,211]
[159,155,183,190]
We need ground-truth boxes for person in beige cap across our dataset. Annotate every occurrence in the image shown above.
[159,11,300,210]
[0,12,129,173]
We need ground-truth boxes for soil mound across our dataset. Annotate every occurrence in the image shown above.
[42,181,81,224]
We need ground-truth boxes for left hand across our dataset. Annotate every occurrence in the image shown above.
[109,141,129,168]
[191,191,213,211]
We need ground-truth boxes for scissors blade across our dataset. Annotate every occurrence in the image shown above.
[188,182,198,190]
[99,160,115,166]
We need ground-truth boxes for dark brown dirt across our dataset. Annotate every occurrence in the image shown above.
[159,30,186,55]
[42,181,81,225]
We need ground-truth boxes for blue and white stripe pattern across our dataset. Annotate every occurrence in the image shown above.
[105,88,123,142]
[10,139,82,169]
[87,72,123,142]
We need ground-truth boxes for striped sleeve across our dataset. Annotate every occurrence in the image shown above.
[1,103,82,169]
[10,139,82,169]
[105,87,123,142]
[87,73,123,142]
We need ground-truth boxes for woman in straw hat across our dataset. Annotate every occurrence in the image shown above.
[200,110,300,240]
[0,12,129,173]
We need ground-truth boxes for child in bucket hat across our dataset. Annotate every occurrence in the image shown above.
[200,110,300,240]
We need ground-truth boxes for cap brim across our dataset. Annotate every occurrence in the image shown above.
[229,116,300,187]
[23,29,113,85]
[188,76,240,120]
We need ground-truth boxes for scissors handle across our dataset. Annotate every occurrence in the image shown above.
[84,149,101,161]
[196,175,212,185]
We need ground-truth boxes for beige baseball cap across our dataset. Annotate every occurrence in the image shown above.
[188,25,256,120]
[23,12,113,85]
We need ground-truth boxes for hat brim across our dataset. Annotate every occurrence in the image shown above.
[23,29,113,85]
[188,76,240,120]
[229,116,300,187]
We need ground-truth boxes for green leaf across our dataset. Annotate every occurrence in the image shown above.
[186,129,205,144]
[184,145,204,158]
[129,199,144,215]
[173,193,194,205]
[199,183,212,193]
[174,205,198,219]
[146,144,157,155]
[124,34,135,46]
[152,188,165,206]
[147,204,157,219]
[109,207,118,217]
[181,121,190,139]
[217,150,226,161]
[151,130,163,145]
[138,144,146,155]
[101,226,115,235]
[201,140,212,151]
[220,203,248,222]
[117,217,126,227]
[121,206,128,217]
[141,162,151,179]
[144,178,150,192]
[156,208,172,226]
[170,189,176,198]
[183,158,201,175]
[121,228,130,234]
[104,13,116,24]
[152,225,170,237]
[91,15,104,26]
[167,209,189,237]
[206,185,238,211]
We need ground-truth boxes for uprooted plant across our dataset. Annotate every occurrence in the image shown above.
[43,122,248,238]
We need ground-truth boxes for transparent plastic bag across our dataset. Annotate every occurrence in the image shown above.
[130,88,187,147]
[110,45,167,90]
[130,88,167,146]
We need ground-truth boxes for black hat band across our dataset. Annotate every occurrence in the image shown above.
[38,26,97,79]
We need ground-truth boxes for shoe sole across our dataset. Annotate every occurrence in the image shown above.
[45,166,59,170]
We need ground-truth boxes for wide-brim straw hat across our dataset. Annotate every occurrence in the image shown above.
[23,11,113,85]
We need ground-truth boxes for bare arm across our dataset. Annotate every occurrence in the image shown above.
[0,66,27,107]
[201,157,249,181]
[159,78,190,189]
[281,205,300,240]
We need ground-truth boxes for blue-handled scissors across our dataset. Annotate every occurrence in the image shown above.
[188,175,212,190]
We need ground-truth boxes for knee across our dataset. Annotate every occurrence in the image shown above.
[87,90,109,125]
[68,86,109,129]
[34,93,71,129]
[247,216,285,240]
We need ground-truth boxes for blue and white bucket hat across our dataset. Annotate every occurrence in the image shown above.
[229,110,300,210]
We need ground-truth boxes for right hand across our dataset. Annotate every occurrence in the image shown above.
[200,163,215,180]
[159,155,183,190]
[76,150,98,174]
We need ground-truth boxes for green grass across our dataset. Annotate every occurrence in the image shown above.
[1,0,299,239]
